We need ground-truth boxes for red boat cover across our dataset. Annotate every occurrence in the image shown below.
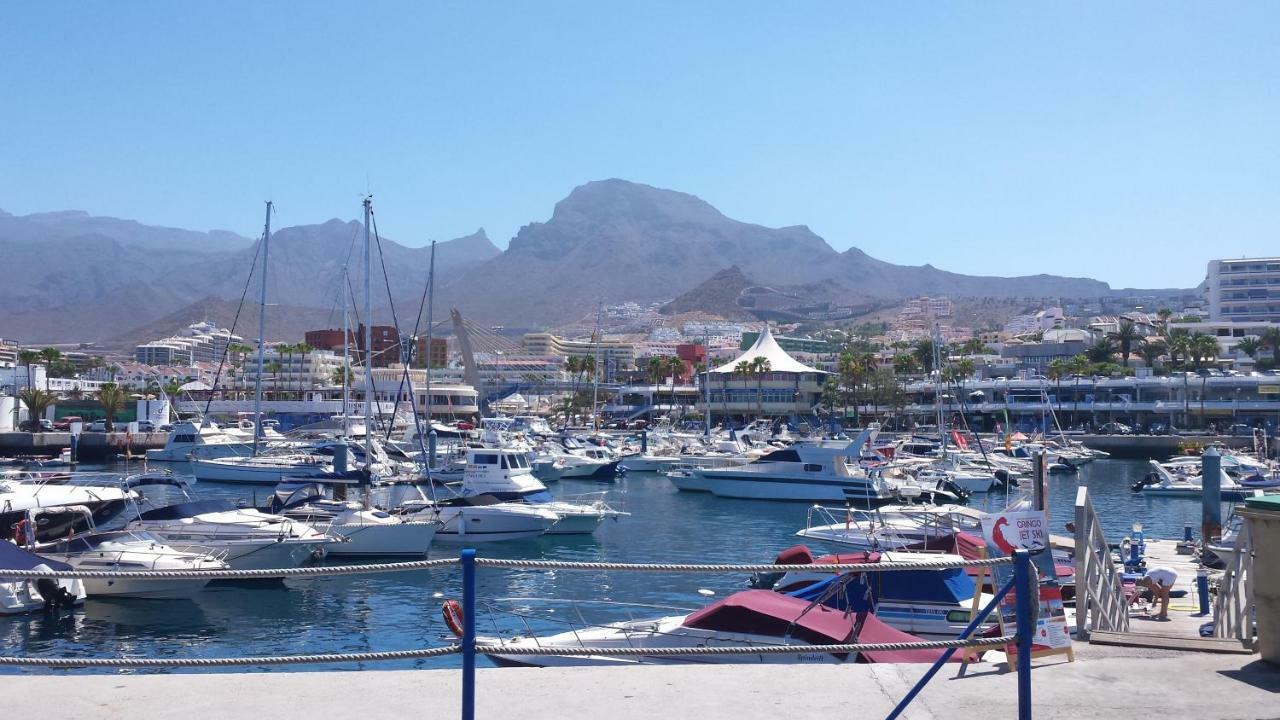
[683,590,856,646]
[773,545,816,565]
[855,614,953,664]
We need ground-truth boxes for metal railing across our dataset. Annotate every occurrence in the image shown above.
[1213,523,1256,647]
[1074,486,1130,638]
[0,550,1037,720]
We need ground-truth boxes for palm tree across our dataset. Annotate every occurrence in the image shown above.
[912,339,936,375]
[733,360,751,422]
[1189,334,1220,370]
[1085,338,1115,365]
[1107,320,1142,367]
[1236,336,1263,361]
[892,353,919,377]
[333,364,355,389]
[1262,327,1280,367]
[294,343,314,395]
[1137,339,1165,370]
[665,356,685,417]
[38,347,61,368]
[265,361,283,399]
[749,356,771,418]
[96,383,127,432]
[276,344,294,397]
[18,388,56,432]
[17,349,39,390]
[1167,327,1192,366]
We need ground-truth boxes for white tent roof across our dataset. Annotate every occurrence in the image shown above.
[709,325,825,374]
[493,392,529,408]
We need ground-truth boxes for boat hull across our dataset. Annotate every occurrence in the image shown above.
[325,522,438,557]
[189,458,332,484]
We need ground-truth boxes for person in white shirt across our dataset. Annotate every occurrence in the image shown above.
[1131,567,1178,620]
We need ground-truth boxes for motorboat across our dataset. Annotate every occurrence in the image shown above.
[458,448,626,535]
[0,541,84,615]
[456,588,948,667]
[145,420,254,461]
[1132,461,1253,501]
[795,504,985,551]
[401,493,561,543]
[683,427,942,504]
[123,472,337,571]
[0,476,137,543]
[35,525,228,599]
[752,545,995,640]
[541,438,620,481]
[266,480,442,557]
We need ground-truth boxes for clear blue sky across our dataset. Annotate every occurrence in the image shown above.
[2,2,1277,288]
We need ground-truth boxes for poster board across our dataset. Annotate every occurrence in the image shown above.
[979,509,1075,666]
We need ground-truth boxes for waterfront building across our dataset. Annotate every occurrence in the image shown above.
[1168,318,1280,359]
[0,338,18,367]
[1003,307,1065,336]
[998,329,1094,374]
[521,332,636,370]
[134,321,242,366]
[899,372,1280,433]
[705,326,826,419]
[1205,257,1280,322]
[234,348,344,395]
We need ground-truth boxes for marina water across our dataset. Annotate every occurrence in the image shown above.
[2,458,1230,673]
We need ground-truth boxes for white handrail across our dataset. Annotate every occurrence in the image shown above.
[1212,522,1255,647]
[1074,486,1129,638]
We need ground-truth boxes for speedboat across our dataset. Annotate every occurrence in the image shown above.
[1132,461,1253,501]
[266,481,441,557]
[795,504,985,551]
[0,476,137,543]
[0,541,84,615]
[36,527,228,599]
[123,472,337,572]
[455,588,948,667]
[401,493,561,543]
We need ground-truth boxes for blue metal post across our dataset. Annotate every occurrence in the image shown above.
[1014,549,1034,720]
[885,575,1017,720]
[1183,525,1194,542]
[1202,447,1222,543]
[640,429,648,453]
[1197,568,1211,616]
[461,548,476,720]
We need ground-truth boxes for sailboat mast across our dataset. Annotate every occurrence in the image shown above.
[362,198,374,463]
[933,323,947,459]
[341,266,350,438]
[424,241,436,434]
[591,302,602,431]
[252,201,272,456]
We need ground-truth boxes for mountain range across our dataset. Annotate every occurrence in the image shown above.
[0,180,1181,346]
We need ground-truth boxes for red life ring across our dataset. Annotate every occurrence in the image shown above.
[441,599,466,638]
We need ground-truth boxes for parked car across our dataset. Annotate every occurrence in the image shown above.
[21,418,54,431]
[135,420,156,432]
[52,416,84,431]
[87,420,108,432]
[1225,423,1256,436]
[1146,422,1171,435]
[1097,422,1133,435]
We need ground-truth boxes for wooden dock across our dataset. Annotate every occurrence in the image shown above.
[1085,539,1252,653]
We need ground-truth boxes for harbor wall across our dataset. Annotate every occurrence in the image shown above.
[1076,434,1258,459]
[0,432,168,461]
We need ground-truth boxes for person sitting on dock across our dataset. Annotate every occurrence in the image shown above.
[1131,567,1177,620]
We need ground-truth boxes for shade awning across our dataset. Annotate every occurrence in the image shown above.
[709,325,824,375]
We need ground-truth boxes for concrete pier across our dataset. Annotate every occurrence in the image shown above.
[0,431,168,461]
[2,650,1274,719]
[1076,434,1257,459]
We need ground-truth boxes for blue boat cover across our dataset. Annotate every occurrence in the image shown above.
[137,499,238,521]
[0,540,73,572]
[787,566,975,610]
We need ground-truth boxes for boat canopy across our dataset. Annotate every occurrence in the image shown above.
[138,499,238,522]
[787,566,975,608]
[709,325,825,375]
[123,473,190,490]
[682,590,855,646]
[0,540,73,572]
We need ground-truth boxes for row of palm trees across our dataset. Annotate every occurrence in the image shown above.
[17,382,130,432]
[729,356,772,418]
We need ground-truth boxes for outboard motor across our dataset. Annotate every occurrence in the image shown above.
[939,479,971,504]
[749,545,813,589]
[31,564,75,616]
[1131,472,1159,493]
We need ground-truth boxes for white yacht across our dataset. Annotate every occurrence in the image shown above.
[1133,460,1253,500]
[123,473,337,572]
[267,481,442,557]
[145,420,254,462]
[683,427,918,504]
[459,448,626,535]
[190,451,334,484]
[37,528,228,599]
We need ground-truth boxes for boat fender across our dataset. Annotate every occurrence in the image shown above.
[442,599,466,638]
[12,518,32,546]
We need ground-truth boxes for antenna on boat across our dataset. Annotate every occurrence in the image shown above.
[591,301,603,432]
[362,196,375,506]
[252,200,272,457]
[341,264,350,440]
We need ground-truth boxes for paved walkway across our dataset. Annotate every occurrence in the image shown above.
[4,651,1276,719]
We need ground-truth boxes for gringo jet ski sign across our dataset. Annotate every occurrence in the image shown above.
[982,510,1048,555]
